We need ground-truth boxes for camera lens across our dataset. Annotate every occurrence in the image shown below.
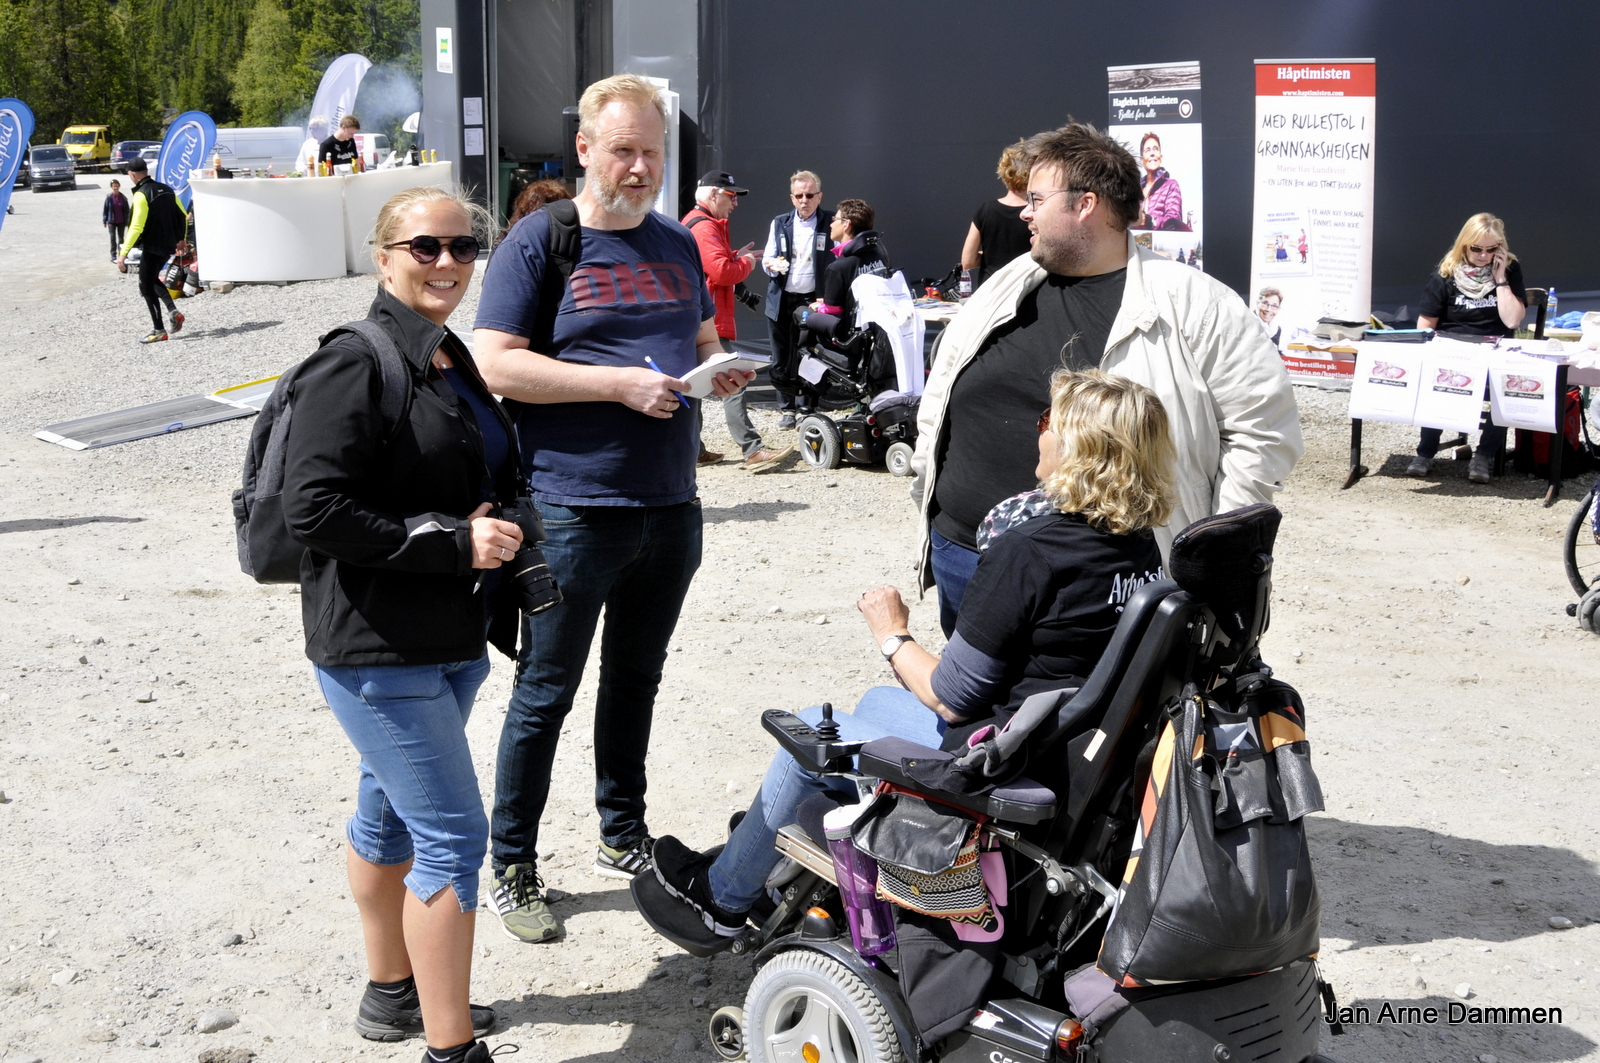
[504,544,562,615]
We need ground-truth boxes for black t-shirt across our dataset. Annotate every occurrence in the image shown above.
[972,199,1033,286]
[319,134,359,165]
[941,511,1165,750]
[1418,259,1525,337]
[933,269,1127,549]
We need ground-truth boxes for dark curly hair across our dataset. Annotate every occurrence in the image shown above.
[833,198,874,237]
[1025,122,1141,231]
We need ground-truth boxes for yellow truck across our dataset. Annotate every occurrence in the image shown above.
[59,125,112,170]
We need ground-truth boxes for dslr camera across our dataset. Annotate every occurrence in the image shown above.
[496,498,563,615]
[733,281,761,310]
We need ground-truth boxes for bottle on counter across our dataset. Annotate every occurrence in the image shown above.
[1548,287,1559,321]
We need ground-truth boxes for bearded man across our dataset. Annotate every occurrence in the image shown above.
[910,121,1303,635]
[474,73,755,943]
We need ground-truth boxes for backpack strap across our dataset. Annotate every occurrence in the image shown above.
[531,197,582,353]
[684,212,710,230]
[331,319,413,444]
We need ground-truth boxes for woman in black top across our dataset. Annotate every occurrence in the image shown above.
[282,186,520,1061]
[794,198,891,407]
[642,369,1174,939]
[961,139,1032,288]
[1408,213,1526,482]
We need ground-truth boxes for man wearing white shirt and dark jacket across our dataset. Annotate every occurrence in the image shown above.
[762,170,834,428]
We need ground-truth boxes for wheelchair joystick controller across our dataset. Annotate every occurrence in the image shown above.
[815,703,840,742]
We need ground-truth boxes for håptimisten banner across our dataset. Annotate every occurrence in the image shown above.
[1248,59,1376,384]
[1108,61,1203,271]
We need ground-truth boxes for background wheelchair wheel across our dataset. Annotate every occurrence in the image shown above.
[1564,486,1600,597]
[798,415,843,470]
[743,948,906,1063]
[884,441,915,478]
[709,1005,746,1060]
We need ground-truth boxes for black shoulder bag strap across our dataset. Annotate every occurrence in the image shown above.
[531,198,582,354]
[333,319,412,444]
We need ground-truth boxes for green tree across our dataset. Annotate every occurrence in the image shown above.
[230,0,316,125]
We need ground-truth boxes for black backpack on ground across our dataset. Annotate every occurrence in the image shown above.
[232,320,412,584]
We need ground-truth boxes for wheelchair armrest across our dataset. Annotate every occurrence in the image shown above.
[857,736,1058,825]
[761,710,864,773]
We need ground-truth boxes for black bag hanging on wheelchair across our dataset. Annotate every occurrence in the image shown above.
[1098,674,1324,987]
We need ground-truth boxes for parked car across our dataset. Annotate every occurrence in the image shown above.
[59,125,112,170]
[29,145,77,192]
[353,132,391,166]
[110,140,160,172]
[138,145,161,163]
[211,126,303,173]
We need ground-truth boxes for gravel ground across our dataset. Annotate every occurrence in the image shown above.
[0,256,1598,1063]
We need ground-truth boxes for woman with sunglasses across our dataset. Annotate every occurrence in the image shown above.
[639,370,1172,949]
[282,185,519,1063]
[1408,213,1527,481]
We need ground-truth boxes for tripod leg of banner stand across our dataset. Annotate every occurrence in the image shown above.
[1343,418,1368,489]
[1545,364,1569,507]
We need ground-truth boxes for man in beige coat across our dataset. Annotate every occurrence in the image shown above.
[911,122,1302,635]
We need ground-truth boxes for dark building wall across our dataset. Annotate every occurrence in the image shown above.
[711,0,1599,311]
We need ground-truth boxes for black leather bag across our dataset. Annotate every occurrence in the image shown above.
[1098,677,1323,986]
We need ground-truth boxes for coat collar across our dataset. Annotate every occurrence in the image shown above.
[1103,232,1161,352]
[366,284,455,375]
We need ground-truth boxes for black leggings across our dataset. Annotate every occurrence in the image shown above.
[137,247,177,332]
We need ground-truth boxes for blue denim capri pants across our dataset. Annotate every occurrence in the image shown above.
[314,656,492,912]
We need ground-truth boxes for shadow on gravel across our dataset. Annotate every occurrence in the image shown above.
[0,515,143,534]
[703,500,809,524]
[182,320,283,340]
[1310,817,1600,950]
[1331,993,1595,1062]
[1364,451,1575,500]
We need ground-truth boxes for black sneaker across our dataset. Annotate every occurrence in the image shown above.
[355,980,496,1042]
[593,832,655,880]
[419,1041,517,1062]
[651,835,749,937]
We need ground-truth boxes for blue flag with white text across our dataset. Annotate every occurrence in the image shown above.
[156,110,217,209]
[0,98,36,231]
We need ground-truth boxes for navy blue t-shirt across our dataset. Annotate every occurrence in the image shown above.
[474,209,716,506]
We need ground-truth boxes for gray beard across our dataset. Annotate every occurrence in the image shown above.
[591,171,659,219]
[1031,225,1094,276]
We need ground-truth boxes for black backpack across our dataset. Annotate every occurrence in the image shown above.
[532,198,581,351]
[232,320,412,584]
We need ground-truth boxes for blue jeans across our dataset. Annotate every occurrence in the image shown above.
[315,656,493,912]
[492,499,703,868]
[707,687,946,912]
[930,526,981,638]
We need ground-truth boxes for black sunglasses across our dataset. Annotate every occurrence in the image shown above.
[1037,409,1053,434]
[792,192,819,200]
[383,235,482,264]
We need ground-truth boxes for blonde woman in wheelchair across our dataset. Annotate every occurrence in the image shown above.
[637,369,1175,946]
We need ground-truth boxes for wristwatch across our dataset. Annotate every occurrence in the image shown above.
[880,634,915,661]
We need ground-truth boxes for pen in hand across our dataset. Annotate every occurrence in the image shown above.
[643,356,689,409]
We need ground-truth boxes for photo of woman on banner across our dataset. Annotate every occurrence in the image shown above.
[1255,287,1283,348]
[1135,131,1188,232]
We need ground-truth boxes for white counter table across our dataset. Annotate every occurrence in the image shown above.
[191,162,453,283]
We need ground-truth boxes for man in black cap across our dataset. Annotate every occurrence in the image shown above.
[682,170,793,471]
[115,157,188,344]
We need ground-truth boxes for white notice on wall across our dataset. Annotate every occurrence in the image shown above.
[1348,346,1423,425]
[1487,354,1558,433]
[435,28,453,74]
[1414,348,1489,434]
[463,127,484,156]
[462,97,482,125]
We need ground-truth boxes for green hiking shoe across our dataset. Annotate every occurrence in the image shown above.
[490,863,561,943]
[593,832,655,880]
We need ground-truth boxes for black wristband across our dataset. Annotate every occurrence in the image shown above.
[1495,281,1510,288]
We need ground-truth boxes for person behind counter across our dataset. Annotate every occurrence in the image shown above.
[320,114,362,168]
[1407,212,1526,482]
[282,184,521,1062]
[960,139,1032,290]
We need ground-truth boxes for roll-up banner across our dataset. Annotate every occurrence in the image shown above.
[0,98,35,230]
[157,110,218,209]
[1108,61,1203,269]
[1249,58,1376,385]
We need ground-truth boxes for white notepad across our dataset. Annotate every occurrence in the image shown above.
[681,351,772,399]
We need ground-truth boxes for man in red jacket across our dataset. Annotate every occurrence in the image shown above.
[683,171,793,471]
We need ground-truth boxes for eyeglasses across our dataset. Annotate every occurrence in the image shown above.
[383,235,482,264]
[791,192,819,200]
[1467,244,1500,255]
[1037,409,1053,434]
[1024,188,1083,212]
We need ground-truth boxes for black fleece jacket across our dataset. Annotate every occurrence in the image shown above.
[284,287,524,666]
[820,230,891,314]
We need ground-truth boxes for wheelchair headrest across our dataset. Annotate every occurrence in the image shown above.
[1168,503,1281,645]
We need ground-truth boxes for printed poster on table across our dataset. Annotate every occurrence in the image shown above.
[1248,59,1376,384]
[1414,348,1488,434]
[1488,354,1558,433]
[1108,62,1203,270]
[1348,347,1422,424]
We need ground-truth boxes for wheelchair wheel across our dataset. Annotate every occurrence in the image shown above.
[1565,485,1600,597]
[744,949,906,1063]
[884,441,915,478]
[709,1005,746,1060]
[798,415,843,470]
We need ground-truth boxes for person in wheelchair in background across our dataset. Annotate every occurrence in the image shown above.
[640,369,1173,940]
[793,198,892,410]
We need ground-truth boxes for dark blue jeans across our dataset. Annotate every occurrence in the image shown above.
[491,499,703,869]
[930,526,981,638]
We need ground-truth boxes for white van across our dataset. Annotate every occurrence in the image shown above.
[211,126,304,173]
